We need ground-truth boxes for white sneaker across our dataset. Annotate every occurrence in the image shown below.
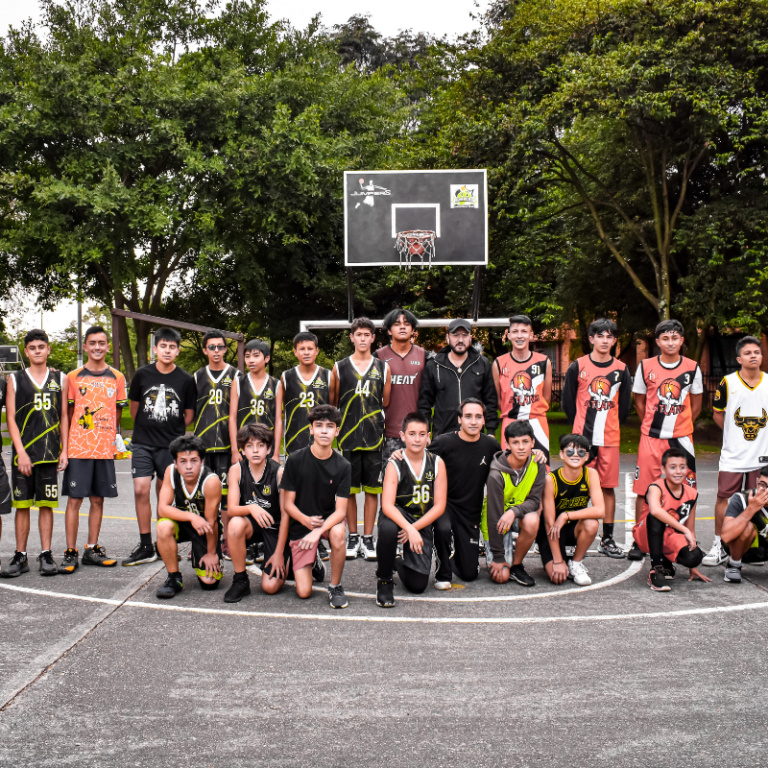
[702,540,728,567]
[530,542,539,556]
[434,581,452,590]
[568,559,592,586]
[345,533,361,560]
[361,535,377,561]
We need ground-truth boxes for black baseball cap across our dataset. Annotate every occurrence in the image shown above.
[447,319,473,334]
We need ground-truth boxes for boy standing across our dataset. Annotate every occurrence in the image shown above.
[59,326,127,573]
[493,315,552,459]
[224,424,287,602]
[374,308,425,467]
[632,448,710,591]
[123,327,196,566]
[483,421,546,587]
[230,339,282,463]
[2,330,69,577]
[0,374,11,567]
[280,404,351,609]
[562,318,631,559]
[331,317,390,561]
[538,434,604,587]
[375,411,448,607]
[155,435,223,598]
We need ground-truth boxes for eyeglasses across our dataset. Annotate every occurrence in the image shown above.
[207,345,226,351]
[565,447,588,458]
[757,483,768,491]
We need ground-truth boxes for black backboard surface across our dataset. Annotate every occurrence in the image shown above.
[344,169,488,266]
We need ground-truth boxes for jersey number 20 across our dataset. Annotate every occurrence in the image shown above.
[208,389,223,406]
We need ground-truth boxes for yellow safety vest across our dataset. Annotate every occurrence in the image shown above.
[480,459,539,540]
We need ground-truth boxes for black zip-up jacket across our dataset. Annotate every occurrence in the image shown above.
[417,346,499,436]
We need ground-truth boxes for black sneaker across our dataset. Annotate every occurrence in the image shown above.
[82,545,117,567]
[317,541,330,562]
[156,573,183,599]
[59,548,80,574]
[661,558,676,580]
[328,584,348,609]
[627,542,645,561]
[510,563,535,587]
[312,551,326,583]
[376,579,395,608]
[2,551,29,578]
[245,543,256,566]
[648,566,671,592]
[38,550,58,576]
[256,541,265,563]
[122,542,158,566]
[597,537,626,559]
[224,573,251,603]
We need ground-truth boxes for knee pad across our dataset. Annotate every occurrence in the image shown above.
[197,576,220,591]
[676,545,704,569]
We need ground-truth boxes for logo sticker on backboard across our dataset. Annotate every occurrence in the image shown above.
[450,184,479,209]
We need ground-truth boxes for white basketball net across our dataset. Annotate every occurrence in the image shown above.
[394,230,436,270]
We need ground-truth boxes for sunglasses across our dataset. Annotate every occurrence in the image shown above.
[565,447,588,458]
[207,345,226,351]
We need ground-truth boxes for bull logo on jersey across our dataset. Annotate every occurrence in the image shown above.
[511,371,538,406]
[734,408,768,441]
[587,376,614,411]
[656,379,684,416]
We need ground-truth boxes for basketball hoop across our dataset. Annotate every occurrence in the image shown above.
[394,229,436,269]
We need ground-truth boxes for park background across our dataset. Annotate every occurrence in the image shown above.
[2,0,768,455]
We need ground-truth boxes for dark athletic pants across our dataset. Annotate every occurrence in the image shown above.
[433,505,480,582]
[647,513,703,569]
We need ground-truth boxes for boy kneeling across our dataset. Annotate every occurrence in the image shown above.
[633,448,710,591]
[538,434,603,587]
[156,436,222,599]
[280,405,351,609]
[483,421,546,587]
[224,424,288,603]
[376,412,447,607]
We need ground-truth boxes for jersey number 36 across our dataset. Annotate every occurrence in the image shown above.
[250,399,265,416]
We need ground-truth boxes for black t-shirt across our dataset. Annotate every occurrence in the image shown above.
[128,363,196,448]
[280,446,351,540]
[429,431,500,522]
[0,376,6,412]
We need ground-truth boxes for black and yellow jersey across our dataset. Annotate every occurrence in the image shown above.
[237,458,281,531]
[336,356,388,451]
[391,451,440,521]
[10,368,65,465]
[170,465,217,517]
[235,373,278,432]
[193,365,238,452]
[281,365,331,455]
[550,467,591,512]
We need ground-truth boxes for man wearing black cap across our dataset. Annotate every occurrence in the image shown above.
[417,319,499,437]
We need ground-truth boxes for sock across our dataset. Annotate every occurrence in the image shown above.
[19,551,27,556]
[329,583,339,588]
[729,558,742,567]
[41,549,51,554]
[140,532,152,548]
[234,570,248,580]
[86,543,96,549]
[168,569,182,580]
[602,523,614,540]
[713,535,721,545]
[651,558,664,569]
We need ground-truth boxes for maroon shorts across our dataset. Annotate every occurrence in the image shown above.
[588,446,620,489]
[717,470,760,499]
[289,532,329,571]
[632,510,687,562]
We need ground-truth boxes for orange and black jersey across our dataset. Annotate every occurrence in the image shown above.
[495,351,550,422]
[641,480,698,524]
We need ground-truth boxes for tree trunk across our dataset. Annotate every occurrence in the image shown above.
[113,295,136,381]
[269,338,275,376]
[135,319,150,369]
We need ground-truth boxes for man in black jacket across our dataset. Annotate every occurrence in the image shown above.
[417,319,499,436]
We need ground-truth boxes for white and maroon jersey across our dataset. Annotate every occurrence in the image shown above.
[633,356,703,439]
[641,480,698,525]
[564,355,630,447]
[374,344,426,438]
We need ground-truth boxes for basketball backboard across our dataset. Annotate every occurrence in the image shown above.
[344,169,488,267]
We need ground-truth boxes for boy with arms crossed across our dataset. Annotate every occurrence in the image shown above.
[632,448,710,591]
[155,435,222,598]
[375,412,447,607]
[538,434,604,587]
[224,424,288,602]
[280,405,351,609]
[3,330,69,577]
[124,328,196,566]
[629,320,703,561]
[493,315,552,460]
[331,317,391,561]
[483,421,546,587]
[562,318,631,559]
[60,326,127,573]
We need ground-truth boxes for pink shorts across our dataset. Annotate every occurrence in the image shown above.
[633,434,696,496]
[633,510,687,562]
[289,532,329,571]
[588,446,620,489]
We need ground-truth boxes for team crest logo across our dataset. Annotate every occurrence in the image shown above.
[313,378,326,388]
[263,485,271,495]
[47,380,61,392]
[222,377,233,387]
[655,379,685,416]
[264,388,274,399]
[450,184,479,209]
[369,367,381,379]
[351,178,391,209]
[648,371,656,382]
[685,472,697,488]
[425,471,434,481]
[79,386,88,396]
[580,484,588,491]
[511,371,538,406]
[587,377,614,411]
[734,409,768,441]
[14,487,21,497]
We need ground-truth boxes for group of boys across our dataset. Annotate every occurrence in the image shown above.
[3,312,768,609]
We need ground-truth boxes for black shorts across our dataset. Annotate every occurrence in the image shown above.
[205,452,231,509]
[536,517,578,566]
[447,507,481,582]
[62,458,118,499]
[131,443,173,480]
[11,462,59,508]
[0,454,11,515]
[160,516,223,582]
[381,437,405,467]
[341,448,382,494]
[261,526,293,580]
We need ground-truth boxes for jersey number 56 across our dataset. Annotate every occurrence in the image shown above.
[412,484,430,504]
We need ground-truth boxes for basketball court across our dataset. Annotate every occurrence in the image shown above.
[1,454,766,767]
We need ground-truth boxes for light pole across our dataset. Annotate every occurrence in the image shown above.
[77,300,83,368]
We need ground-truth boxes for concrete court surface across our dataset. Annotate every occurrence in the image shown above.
[1,454,767,767]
